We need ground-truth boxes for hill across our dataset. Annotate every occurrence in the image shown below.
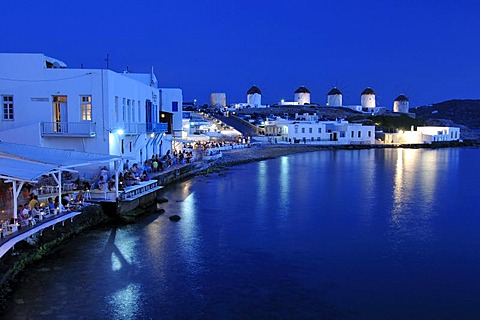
[412,99,480,128]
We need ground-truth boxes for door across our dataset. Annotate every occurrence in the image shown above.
[53,96,68,132]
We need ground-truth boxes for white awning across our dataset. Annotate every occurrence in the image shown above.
[0,157,56,182]
[0,141,123,169]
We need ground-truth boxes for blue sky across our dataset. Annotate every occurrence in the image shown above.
[1,0,479,107]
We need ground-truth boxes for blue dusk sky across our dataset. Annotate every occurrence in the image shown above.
[1,0,479,108]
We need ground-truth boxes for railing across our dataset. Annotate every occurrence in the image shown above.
[124,122,168,135]
[41,122,96,137]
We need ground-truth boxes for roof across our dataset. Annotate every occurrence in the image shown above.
[247,86,262,95]
[295,86,311,94]
[0,142,123,169]
[361,87,375,95]
[395,94,409,102]
[0,157,56,182]
[328,88,342,95]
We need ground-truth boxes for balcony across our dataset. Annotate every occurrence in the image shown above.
[41,122,96,137]
[124,122,168,135]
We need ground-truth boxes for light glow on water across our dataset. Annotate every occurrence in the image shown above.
[3,148,480,320]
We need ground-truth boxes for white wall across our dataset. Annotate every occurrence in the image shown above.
[327,94,342,107]
[295,92,310,105]
[0,53,169,166]
[361,94,375,109]
[247,93,261,107]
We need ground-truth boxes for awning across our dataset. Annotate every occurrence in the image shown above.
[0,157,56,182]
[0,141,123,168]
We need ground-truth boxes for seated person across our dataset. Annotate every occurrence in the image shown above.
[31,203,42,221]
[75,190,84,203]
[141,170,149,181]
[108,181,116,192]
[29,195,39,211]
[62,193,71,206]
[97,176,108,192]
[47,197,55,210]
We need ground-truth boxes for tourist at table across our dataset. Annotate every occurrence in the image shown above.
[31,203,42,221]
[141,170,149,181]
[28,195,39,211]
[99,166,108,183]
[47,197,55,211]
[97,176,108,191]
[75,190,84,203]
[61,193,71,206]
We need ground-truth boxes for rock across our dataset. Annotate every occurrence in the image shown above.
[156,197,168,203]
[169,215,181,222]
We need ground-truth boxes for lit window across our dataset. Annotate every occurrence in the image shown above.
[80,95,92,121]
[2,95,14,120]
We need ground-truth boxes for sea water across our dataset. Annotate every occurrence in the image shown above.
[2,148,480,319]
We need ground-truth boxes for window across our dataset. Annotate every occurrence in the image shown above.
[127,99,131,123]
[115,96,119,122]
[132,102,136,122]
[340,132,345,138]
[368,131,372,137]
[122,98,126,122]
[309,128,312,134]
[80,95,92,121]
[351,131,354,138]
[301,128,305,133]
[358,131,361,138]
[318,128,321,133]
[172,101,178,112]
[138,101,141,120]
[294,127,298,134]
[2,95,13,120]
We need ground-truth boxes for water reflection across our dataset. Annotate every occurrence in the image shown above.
[103,227,142,317]
[278,156,290,219]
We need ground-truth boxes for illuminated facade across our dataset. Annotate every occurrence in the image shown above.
[265,114,375,145]
[0,53,181,165]
[381,126,460,144]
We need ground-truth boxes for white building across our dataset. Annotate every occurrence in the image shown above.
[381,126,460,144]
[294,86,311,105]
[361,87,376,110]
[233,86,268,109]
[278,86,312,106]
[0,53,182,168]
[264,113,375,145]
[327,88,342,107]
[247,86,262,107]
[393,94,409,113]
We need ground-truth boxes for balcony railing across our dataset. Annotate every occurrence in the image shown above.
[41,122,96,137]
[124,122,168,135]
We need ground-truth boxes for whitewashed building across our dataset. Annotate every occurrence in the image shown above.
[294,86,311,105]
[264,113,375,145]
[381,126,461,144]
[327,88,342,107]
[393,94,409,113]
[0,53,182,167]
